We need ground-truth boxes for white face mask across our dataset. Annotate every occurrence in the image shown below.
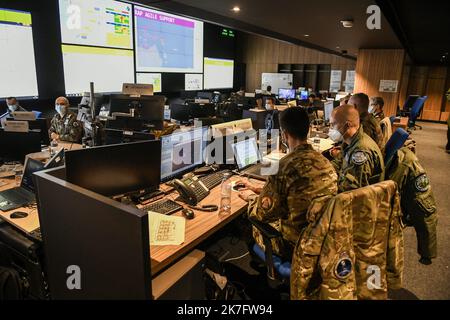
[328,124,345,143]
[368,106,374,113]
[7,104,18,112]
[265,103,273,111]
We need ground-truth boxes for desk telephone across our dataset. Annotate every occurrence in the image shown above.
[172,173,209,205]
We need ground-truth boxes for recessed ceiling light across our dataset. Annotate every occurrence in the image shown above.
[232,6,240,12]
[304,34,310,37]
[336,46,340,49]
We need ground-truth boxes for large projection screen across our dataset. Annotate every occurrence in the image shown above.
[0,8,38,98]
[134,5,203,73]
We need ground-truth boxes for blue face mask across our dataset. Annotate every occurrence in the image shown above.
[55,104,61,114]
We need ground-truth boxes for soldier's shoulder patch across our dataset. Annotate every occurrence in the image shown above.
[260,196,273,210]
[334,253,352,280]
[351,151,368,165]
[415,174,430,192]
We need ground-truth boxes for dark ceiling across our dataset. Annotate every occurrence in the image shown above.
[377,0,450,65]
[138,0,449,65]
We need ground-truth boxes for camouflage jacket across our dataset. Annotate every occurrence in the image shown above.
[360,112,383,149]
[48,111,82,143]
[373,111,385,122]
[338,127,385,193]
[248,144,338,258]
[386,147,437,260]
[291,180,404,300]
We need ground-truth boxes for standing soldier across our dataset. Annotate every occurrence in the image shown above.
[48,96,82,143]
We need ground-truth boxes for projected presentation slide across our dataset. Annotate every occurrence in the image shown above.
[0,8,38,98]
[134,5,203,73]
[185,74,203,91]
[204,58,234,89]
[136,73,162,93]
[62,44,134,95]
[59,0,133,49]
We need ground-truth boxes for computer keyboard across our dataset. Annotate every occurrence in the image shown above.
[199,170,231,190]
[141,199,183,215]
[29,227,42,242]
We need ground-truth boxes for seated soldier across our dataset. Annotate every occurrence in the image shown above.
[48,96,82,143]
[369,96,385,122]
[237,107,338,259]
[329,104,385,192]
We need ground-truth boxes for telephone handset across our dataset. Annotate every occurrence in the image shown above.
[172,173,209,205]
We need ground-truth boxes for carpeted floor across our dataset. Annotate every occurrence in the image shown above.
[219,121,450,300]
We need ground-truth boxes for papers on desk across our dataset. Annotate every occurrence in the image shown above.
[148,212,185,246]
[0,163,23,178]
[264,152,286,162]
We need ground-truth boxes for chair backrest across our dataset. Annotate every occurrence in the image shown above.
[384,128,409,165]
[402,95,420,111]
[409,96,427,121]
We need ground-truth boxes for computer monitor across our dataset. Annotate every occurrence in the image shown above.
[21,157,45,193]
[206,129,257,165]
[300,90,309,100]
[324,101,334,123]
[0,129,41,163]
[232,137,261,170]
[278,88,296,100]
[170,103,190,123]
[197,92,213,101]
[44,148,65,169]
[160,127,207,181]
[65,140,161,197]
[188,102,216,118]
[103,129,155,145]
[103,94,164,130]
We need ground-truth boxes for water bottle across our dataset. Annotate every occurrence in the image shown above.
[50,139,58,156]
[313,133,321,151]
[219,172,232,217]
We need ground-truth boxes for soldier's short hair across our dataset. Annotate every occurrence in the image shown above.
[279,107,309,139]
[349,93,369,109]
[370,96,384,108]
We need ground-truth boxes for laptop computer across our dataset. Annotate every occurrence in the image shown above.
[232,137,274,181]
[44,148,65,169]
[0,158,44,211]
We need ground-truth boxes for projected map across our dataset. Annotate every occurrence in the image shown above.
[59,0,132,49]
[134,6,203,73]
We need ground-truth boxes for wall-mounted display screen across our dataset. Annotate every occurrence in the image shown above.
[134,5,203,73]
[0,8,38,98]
[59,0,133,49]
[204,57,234,89]
[62,45,134,95]
[185,74,203,91]
[136,73,162,93]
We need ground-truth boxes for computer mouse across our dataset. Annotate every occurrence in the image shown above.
[10,211,28,219]
[182,208,195,220]
[233,183,247,191]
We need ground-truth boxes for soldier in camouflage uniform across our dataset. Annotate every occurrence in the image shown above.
[329,105,384,193]
[238,107,338,259]
[291,180,404,300]
[349,93,383,149]
[369,96,385,122]
[48,96,82,143]
[386,146,437,264]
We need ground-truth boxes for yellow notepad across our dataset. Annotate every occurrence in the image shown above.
[148,212,186,246]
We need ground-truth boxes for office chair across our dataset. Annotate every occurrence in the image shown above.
[248,218,290,297]
[398,95,419,117]
[408,96,427,131]
[384,128,409,166]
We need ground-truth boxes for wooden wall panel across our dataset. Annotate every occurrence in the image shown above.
[422,67,447,121]
[398,65,410,108]
[238,33,355,91]
[354,49,405,116]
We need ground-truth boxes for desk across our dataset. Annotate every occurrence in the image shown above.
[0,142,82,234]
[307,137,334,152]
[392,117,408,131]
[146,175,264,275]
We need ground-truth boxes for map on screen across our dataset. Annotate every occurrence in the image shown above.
[136,73,162,93]
[59,0,133,49]
[134,6,203,73]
